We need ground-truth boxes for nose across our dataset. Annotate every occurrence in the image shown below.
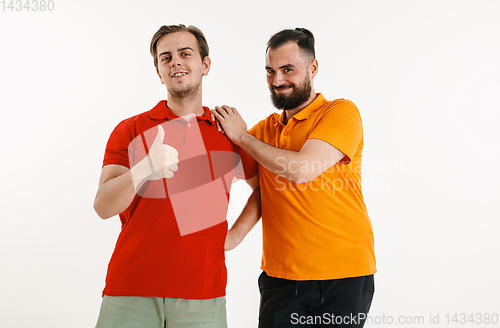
[171,55,182,67]
[272,71,285,87]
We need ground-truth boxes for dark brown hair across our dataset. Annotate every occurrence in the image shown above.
[267,28,315,62]
[150,24,209,71]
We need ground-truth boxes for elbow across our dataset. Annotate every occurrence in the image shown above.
[93,198,112,220]
[290,171,318,184]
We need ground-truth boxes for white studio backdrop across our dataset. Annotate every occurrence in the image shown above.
[1,0,499,327]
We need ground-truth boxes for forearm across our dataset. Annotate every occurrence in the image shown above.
[94,125,179,219]
[93,164,150,219]
[93,170,137,219]
[236,134,303,182]
[230,188,261,244]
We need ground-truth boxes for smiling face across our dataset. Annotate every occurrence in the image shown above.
[156,31,210,101]
[266,42,317,111]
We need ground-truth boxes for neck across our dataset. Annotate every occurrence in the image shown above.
[283,91,318,124]
[167,88,205,117]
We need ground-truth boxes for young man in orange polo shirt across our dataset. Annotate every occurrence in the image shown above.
[93,24,259,328]
[213,28,376,327]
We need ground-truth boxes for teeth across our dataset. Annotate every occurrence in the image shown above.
[172,72,187,77]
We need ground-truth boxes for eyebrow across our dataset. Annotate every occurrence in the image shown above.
[265,64,294,70]
[158,47,195,58]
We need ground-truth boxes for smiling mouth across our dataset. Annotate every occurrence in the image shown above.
[172,72,188,78]
[273,84,293,90]
[273,85,293,93]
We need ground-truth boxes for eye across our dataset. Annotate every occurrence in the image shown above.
[267,69,275,75]
[161,55,171,62]
[181,52,191,57]
[283,68,292,73]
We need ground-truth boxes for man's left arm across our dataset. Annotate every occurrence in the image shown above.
[212,106,345,183]
[225,174,261,251]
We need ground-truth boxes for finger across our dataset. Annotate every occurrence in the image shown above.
[166,145,179,158]
[168,153,179,165]
[166,153,179,165]
[221,105,232,114]
[153,124,165,146]
[210,109,222,132]
[164,169,174,179]
[212,107,225,119]
[218,121,225,134]
[168,163,178,172]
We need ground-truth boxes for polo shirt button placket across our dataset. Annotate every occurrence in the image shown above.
[185,121,195,144]
[281,129,288,148]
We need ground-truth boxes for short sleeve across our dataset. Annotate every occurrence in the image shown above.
[248,116,273,140]
[102,120,133,169]
[308,100,363,164]
[248,124,258,138]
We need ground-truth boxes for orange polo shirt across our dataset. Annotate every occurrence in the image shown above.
[249,93,376,280]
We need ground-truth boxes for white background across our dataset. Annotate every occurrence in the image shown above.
[1,0,499,327]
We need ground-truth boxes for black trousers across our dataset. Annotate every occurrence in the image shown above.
[258,272,374,328]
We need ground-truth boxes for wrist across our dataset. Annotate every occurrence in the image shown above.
[235,132,250,147]
[228,225,246,243]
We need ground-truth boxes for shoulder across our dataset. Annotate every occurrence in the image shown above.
[323,98,360,113]
[318,98,362,122]
[256,112,281,126]
[109,106,159,139]
[249,112,280,136]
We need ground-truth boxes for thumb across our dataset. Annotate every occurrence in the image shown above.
[152,124,165,146]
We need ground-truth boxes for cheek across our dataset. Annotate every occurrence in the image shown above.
[289,75,302,86]
[158,73,165,82]
[159,68,169,80]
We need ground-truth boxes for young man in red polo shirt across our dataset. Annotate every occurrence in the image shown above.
[93,24,259,328]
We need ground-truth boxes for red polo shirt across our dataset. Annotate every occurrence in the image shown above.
[101,100,257,299]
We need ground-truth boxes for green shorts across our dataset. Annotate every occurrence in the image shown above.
[95,295,227,328]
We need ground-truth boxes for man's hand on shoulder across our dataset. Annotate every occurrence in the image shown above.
[211,105,248,145]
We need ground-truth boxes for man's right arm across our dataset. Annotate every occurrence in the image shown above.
[93,165,136,220]
[94,125,179,220]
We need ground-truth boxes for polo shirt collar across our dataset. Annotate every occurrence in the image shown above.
[276,93,326,126]
[150,100,213,124]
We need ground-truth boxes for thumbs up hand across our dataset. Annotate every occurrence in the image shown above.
[145,125,179,180]
[130,124,179,191]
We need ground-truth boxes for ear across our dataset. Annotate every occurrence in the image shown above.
[156,69,164,85]
[309,59,318,79]
[202,56,211,76]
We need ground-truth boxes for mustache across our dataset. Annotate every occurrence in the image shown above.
[272,84,295,91]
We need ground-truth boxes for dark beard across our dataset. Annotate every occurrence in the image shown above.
[168,78,202,101]
[270,78,312,110]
